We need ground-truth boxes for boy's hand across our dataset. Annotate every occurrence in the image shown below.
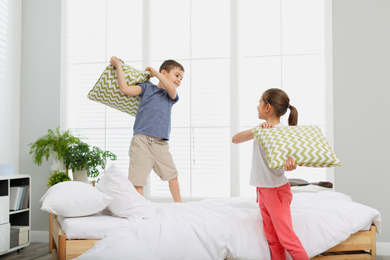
[110,56,122,68]
[145,67,158,77]
[284,157,297,171]
[261,122,275,129]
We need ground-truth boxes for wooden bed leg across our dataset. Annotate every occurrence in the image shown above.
[371,225,376,259]
[49,213,53,253]
[58,234,66,260]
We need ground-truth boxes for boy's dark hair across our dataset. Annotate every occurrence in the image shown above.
[159,60,185,73]
[262,88,298,126]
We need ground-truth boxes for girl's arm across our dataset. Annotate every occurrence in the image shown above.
[233,123,298,171]
[110,57,142,96]
[232,122,272,144]
[232,129,254,144]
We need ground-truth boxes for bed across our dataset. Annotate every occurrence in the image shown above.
[50,223,378,260]
[47,194,380,260]
[42,166,381,260]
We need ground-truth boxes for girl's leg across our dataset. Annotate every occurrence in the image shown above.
[258,184,309,260]
[257,188,286,260]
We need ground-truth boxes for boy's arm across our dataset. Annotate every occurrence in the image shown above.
[146,67,177,100]
[110,56,142,96]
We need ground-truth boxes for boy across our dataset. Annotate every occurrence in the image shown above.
[110,56,184,202]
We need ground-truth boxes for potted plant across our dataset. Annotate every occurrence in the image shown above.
[28,127,82,170]
[64,142,117,182]
[47,170,71,187]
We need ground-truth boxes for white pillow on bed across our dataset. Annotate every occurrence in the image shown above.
[40,181,113,217]
[98,164,156,219]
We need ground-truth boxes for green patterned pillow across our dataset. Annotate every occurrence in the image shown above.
[88,60,151,117]
[252,125,342,169]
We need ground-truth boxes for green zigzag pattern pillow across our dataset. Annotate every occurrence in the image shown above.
[252,125,342,169]
[88,60,151,117]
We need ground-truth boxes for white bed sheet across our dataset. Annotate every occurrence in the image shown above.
[72,191,381,260]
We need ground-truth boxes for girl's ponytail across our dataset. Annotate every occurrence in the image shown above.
[262,88,298,126]
[288,105,298,126]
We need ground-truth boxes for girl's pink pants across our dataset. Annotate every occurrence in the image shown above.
[257,183,309,260]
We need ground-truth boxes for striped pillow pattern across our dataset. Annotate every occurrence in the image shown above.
[252,125,342,169]
[88,60,151,117]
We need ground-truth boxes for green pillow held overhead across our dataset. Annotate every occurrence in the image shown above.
[88,59,151,117]
[252,125,342,169]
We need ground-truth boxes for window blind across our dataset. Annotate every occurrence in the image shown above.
[66,0,327,199]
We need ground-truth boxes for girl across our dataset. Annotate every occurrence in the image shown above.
[232,88,309,260]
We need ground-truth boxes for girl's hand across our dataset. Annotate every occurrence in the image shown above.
[110,56,121,68]
[284,157,297,171]
[145,67,158,77]
[261,122,275,129]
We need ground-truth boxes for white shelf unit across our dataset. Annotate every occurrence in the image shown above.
[0,174,31,255]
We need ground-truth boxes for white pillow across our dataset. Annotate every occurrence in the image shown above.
[40,181,113,217]
[98,164,156,219]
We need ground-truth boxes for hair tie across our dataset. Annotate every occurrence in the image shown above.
[287,105,291,109]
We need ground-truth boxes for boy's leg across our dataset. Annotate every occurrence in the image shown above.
[128,135,154,197]
[153,138,181,202]
[168,177,182,203]
[135,186,144,196]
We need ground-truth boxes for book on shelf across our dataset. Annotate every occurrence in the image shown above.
[9,186,20,211]
[9,186,29,211]
[21,186,30,209]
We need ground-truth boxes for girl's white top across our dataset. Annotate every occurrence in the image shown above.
[249,123,289,188]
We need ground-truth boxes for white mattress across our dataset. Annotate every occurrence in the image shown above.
[57,212,129,239]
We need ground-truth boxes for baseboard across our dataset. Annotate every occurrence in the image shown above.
[377,242,390,256]
[31,230,49,243]
[31,230,390,256]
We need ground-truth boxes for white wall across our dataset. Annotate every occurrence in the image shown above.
[20,0,61,232]
[333,0,390,244]
[0,0,21,173]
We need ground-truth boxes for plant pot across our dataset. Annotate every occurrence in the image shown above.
[72,169,89,183]
[51,152,66,171]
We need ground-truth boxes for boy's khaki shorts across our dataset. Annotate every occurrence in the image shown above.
[128,134,178,186]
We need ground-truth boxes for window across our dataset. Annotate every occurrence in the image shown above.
[64,0,329,200]
[238,0,327,196]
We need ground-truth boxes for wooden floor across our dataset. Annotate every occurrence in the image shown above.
[0,243,50,260]
[0,243,389,260]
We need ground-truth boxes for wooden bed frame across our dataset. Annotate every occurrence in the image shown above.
[311,225,376,260]
[49,213,99,260]
[49,213,377,260]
